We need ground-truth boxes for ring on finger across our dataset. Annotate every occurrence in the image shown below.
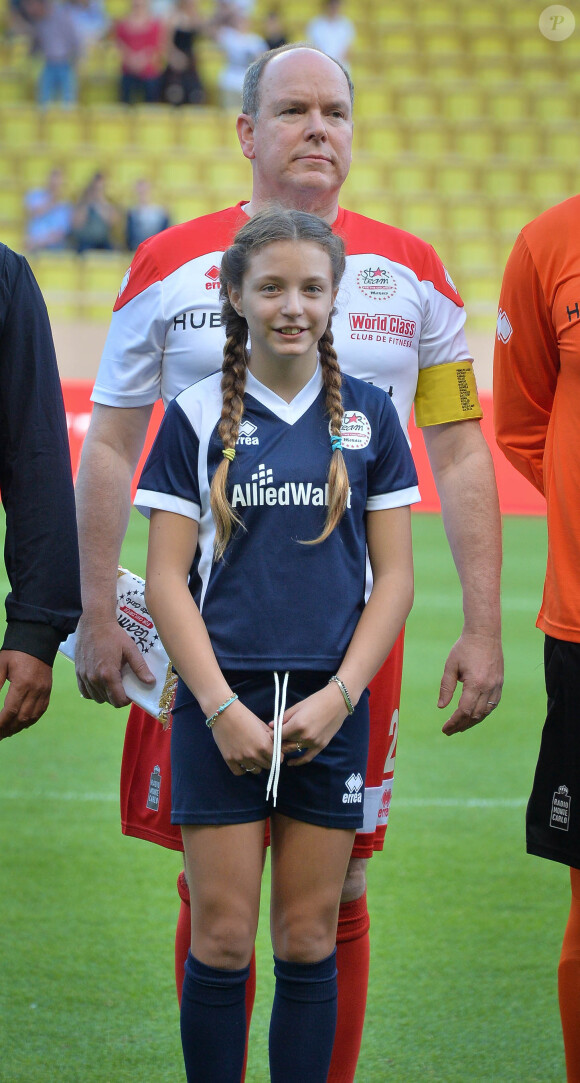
[296,742,303,753]
[487,701,498,708]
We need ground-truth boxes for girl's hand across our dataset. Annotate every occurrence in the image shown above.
[211,700,275,776]
[272,682,349,766]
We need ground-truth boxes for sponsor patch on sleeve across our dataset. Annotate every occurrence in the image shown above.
[414,361,483,427]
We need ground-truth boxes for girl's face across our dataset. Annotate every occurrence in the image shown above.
[228,240,338,373]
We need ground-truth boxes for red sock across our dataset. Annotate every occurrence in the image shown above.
[327,890,370,1083]
[175,870,257,1081]
[559,867,580,1082]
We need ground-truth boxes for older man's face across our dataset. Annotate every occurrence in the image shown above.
[241,50,353,212]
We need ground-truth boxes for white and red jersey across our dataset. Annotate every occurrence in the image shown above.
[93,202,477,432]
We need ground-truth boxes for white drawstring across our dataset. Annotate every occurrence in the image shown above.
[266,670,289,807]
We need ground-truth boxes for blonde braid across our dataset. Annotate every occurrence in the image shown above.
[209,308,249,560]
[302,324,350,546]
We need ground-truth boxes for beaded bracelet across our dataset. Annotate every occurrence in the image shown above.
[328,675,355,715]
[205,693,239,728]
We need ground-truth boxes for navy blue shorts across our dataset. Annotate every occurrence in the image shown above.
[171,670,370,831]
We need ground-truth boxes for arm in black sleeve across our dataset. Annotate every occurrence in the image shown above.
[0,244,82,666]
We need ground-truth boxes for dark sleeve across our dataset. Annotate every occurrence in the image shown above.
[0,245,82,665]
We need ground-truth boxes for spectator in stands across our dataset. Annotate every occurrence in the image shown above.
[126,179,170,250]
[262,7,285,51]
[24,168,73,253]
[211,7,266,110]
[12,0,82,107]
[306,0,354,66]
[64,0,110,52]
[159,0,205,105]
[113,0,166,104]
[72,172,121,253]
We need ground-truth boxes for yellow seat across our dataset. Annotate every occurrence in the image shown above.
[0,222,25,253]
[481,161,526,198]
[168,189,219,225]
[386,159,432,197]
[28,252,82,320]
[177,108,229,152]
[445,197,490,234]
[452,124,498,159]
[406,123,449,158]
[440,85,485,123]
[132,105,179,150]
[531,84,575,123]
[0,183,26,221]
[396,195,446,238]
[87,106,131,149]
[526,164,573,204]
[157,153,202,190]
[81,252,129,320]
[498,124,542,160]
[202,152,252,190]
[359,123,408,157]
[42,107,87,148]
[434,161,479,198]
[0,105,41,147]
[486,85,529,124]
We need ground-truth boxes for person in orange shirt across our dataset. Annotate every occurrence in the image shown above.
[494,194,580,1083]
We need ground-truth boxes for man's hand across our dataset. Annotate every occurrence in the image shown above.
[438,630,503,735]
[0,650,53,739]
[75,615,155,707]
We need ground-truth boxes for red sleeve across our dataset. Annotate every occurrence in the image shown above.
[493,230,559,495]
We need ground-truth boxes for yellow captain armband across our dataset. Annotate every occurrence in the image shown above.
[414,361,483,428]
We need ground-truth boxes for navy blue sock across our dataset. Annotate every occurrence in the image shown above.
[269,949,338,1082]
[180,950,249,1083]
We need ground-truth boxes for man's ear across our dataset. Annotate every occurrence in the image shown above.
[236,113,256,160]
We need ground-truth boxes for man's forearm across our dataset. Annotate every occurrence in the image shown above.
[438,445,501,634]
[75,435,135,621]
[425,421,501,635]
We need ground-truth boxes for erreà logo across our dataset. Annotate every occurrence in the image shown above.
[230,463,351,510]
[205,265,220,291]
[237,420,259,446]
[343,772,363,803]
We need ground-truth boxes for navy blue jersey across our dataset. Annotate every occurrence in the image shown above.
[136,366,419,671]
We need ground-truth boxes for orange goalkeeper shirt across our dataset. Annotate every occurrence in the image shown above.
[494,194,580,642]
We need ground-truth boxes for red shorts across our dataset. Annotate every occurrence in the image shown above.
[120,629,404,860]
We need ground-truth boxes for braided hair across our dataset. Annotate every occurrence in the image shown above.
[210,206,349,560]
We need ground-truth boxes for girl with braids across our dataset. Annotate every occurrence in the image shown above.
[135,206,417,1083]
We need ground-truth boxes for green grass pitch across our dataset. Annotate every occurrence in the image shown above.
[0,511,569,1082]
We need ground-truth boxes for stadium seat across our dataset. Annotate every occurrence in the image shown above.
[434,160,479,198]
[526,163,573,204]
[42,108,87,148]
[28,252,82,320]
[543,123,578,162]
[87,106,131,149]
[178,109,229,151]
[0,105,41,147]
[113,152,160,192]
[203,152,252,190]
[452,124,498,158]
[168,190,217,225]
[406,122,450,158]
[531,84,575,122]
[498,124,543,160]
[481,161,526,198]
[386,158,432,197]
[157,153,201,190]
[486,85,530,123]
[80,252,129,320]
[0,223,25,253]
[440,85,485,123]
[132,105,178,149]
[445,196,491,234]
[395,195,445,238]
